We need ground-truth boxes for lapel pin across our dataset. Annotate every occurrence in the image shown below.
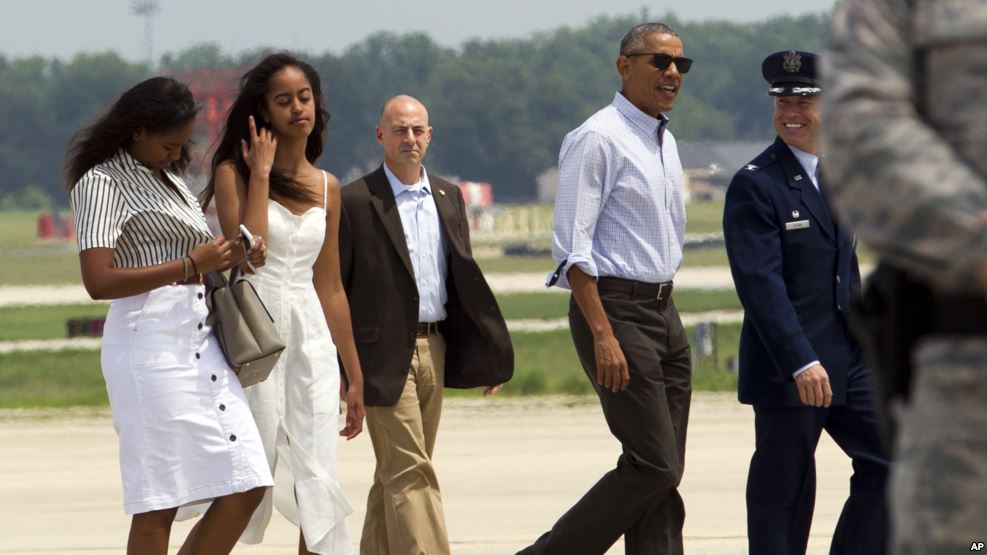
[794,174,803,181]
[439,190,446,196]
[792,210,800,218]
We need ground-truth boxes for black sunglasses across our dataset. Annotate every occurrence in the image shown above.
[625,53,693,74]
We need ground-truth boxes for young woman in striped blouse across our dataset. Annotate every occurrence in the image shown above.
[65,76,273,555]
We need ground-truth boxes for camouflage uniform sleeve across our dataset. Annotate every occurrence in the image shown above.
[823,0,987,292]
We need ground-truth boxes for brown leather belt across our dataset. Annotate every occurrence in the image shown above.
[597,276,674,301]
[416,321,441,336]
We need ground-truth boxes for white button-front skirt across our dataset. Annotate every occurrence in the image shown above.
[101,284,273,515]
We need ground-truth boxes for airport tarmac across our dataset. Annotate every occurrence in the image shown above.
[0,393,854,554]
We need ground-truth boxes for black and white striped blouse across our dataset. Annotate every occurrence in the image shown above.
[71,149,213,268]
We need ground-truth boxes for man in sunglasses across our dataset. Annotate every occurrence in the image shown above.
[722,50,889,554]
[520,22,692,555]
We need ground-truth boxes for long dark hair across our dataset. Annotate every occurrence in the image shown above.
[202,52,330,208]
[64,77,198,190]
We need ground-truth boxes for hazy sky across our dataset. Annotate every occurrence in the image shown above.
[1,0,836,62]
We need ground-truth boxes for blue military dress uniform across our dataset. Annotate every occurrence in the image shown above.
[723,50,889,555]
[726,138,860,406]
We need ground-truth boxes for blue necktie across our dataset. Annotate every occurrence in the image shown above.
[817,163,838,237]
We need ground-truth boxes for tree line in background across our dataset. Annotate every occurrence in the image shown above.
[0,12,829,206]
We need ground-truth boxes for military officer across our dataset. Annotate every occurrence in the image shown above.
[722,50,890,555]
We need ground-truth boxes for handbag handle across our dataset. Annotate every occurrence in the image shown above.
[203,265,247,291]
[203,265,249,326]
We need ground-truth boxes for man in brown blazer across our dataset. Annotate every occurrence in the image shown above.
[338,94,513,555]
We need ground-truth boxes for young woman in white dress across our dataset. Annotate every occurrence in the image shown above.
[66,76,273,555]
[204,53,366,555]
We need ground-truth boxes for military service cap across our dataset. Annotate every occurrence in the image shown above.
[761,50,821,96]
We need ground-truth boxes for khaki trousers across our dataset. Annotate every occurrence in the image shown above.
[361,334,450,555]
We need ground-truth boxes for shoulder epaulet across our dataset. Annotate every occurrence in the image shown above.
[742,148,783,175]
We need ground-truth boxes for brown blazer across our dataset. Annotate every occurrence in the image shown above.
[338,165,514,406]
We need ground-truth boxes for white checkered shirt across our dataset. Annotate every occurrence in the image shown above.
[550,91,687,289]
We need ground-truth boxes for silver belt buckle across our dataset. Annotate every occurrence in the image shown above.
[656,283,669,301]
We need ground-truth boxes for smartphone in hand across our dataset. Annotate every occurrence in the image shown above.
[239,224,257,273]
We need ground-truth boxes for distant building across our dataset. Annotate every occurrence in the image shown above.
[679,140,766,201]
[677,140,765,172]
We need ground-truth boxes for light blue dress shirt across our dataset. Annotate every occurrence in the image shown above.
[789,145,821,191]
[384,163,448,323]
[550,91,688,289]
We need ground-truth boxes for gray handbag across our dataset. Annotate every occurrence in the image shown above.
[205,268,285,387]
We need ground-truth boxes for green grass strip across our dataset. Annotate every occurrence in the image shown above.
[0,349,107,408]
[474,247,732,273]
[495,290,741,321]
[449,324,740,398]
[0,303,107,341]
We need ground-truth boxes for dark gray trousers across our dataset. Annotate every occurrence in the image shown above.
[747,365,889,555]
[519,291,692,555]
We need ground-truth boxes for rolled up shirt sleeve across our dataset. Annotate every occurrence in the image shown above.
[550,130,614,290]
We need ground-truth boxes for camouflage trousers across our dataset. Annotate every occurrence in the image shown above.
[892,337,987,554]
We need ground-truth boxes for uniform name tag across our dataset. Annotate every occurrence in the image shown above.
[785,220,810,230]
